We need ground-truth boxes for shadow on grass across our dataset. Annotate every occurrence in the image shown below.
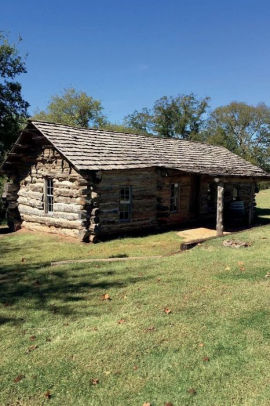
[0,238,152,321]
[238,309,270,339]
[256,208,270,223]
[0,226,10,235]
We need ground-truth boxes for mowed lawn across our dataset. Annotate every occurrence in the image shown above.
[0,190,270,405]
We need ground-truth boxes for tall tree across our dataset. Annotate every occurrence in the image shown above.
[124,94,210,139]
[205,102,270,170]
[124,107,153,134]
[153,94,209,139]
[0,33,29,162]
[33,88,106,128]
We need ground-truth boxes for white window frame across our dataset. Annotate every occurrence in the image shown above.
[170,183,179,213]
[119,186,132,222]
[44,178,54,214]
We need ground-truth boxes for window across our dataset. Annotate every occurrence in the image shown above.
[119,186,132,221]
[232,185,240,201]
[170,183,179,212]
[45,178,54,214]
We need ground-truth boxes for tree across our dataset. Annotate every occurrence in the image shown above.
[205,102,270,170]
[33,88,106,128]
[102,122,146,134]
[124,94,210,139]
[124,108,153,134]
[0,33,29,162]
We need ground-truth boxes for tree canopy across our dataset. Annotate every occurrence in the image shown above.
[0,34,29,162]
[124,94,210,139]
[32,88,106,128]
[204,102,270,171]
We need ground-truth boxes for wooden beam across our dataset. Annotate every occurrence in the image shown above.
[248,183,255,226]
[216,182,224,236]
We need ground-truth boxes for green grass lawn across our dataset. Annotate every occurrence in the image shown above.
[0,190,269,405]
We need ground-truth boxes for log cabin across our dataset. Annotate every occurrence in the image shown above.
[1,120,270,242]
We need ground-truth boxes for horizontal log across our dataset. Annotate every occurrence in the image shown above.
[53,203,84,213]
[21,214,83,229]
[21,222,81,238]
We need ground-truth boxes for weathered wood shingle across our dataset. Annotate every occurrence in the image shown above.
[11,120,270,177]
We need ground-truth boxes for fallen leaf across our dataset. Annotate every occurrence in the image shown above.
[14,374,25,383]
[238,261,244,266]
[165,403,173,406]
[164,308,172,314]
[91,378,99,385]
[239,265,245,271]
[198,343,204,347]
[27,345,38,353]
[203,356,210,362]
[145,326,156,332]
[188,388,197,395]
[44,390,52,399]
[30,335,36,341]
[133,365,138,370]
[118,319,125,324]
[143,403,151,406]
[104,371,111,375]
[101,293,111,301]
[157,278,161,282]
[265,273,270,278]
[225,266,231,271]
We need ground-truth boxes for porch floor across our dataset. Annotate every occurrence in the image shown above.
[177,227,230,242]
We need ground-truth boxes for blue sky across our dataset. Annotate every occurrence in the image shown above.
[2,0,270,122]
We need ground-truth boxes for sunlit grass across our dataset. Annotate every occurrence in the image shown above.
[0,190,269,405]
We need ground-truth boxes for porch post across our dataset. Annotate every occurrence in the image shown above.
[216,182,224,236]
[248,183,255,226]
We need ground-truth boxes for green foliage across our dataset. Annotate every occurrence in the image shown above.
[205,102,270,170]
[101,122,145,134]
[32,88,106,128]
[124,107,153,134]
[0,33,29,162]
[153,94,210,139]
[124,94,210,139]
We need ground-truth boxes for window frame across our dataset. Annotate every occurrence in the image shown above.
[170,183,180,213]
[119,186,132,222]
[44,178,54,214]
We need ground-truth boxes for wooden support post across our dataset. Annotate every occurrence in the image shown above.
[216,182,224,236]
[248,183,255,226]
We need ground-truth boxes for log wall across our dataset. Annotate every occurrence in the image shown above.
[6,147,90,240]
[95,168,158,237]
[91,169,258,239]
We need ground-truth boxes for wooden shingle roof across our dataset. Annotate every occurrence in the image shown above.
[6,120,270,178]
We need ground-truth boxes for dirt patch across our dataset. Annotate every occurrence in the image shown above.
[177,227,230,242]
